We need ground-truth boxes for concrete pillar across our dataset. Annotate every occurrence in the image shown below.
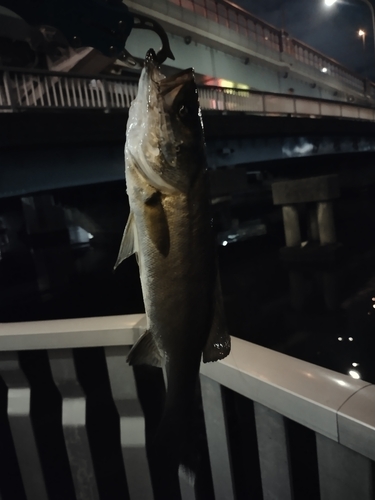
[308,205,319,242]
[317,202,336,245]
[282,205,301,247]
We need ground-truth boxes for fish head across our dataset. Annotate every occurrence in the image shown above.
[126,50,206,193]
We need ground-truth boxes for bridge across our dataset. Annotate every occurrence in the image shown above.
[1,0,375,198]
[122,0,374,105]
[1,66,375,198]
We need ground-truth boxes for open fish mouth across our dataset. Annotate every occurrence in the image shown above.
[144,48,195,89]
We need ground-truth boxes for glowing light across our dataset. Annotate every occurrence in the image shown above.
[349,370,361,379]
[216,79,250,90]
[88,233,94,240]
[337,380,347,387]
[325,0,337,5]
[372,297,375,301]
[352,362,359,367]
[338,337,343,341]
[349,337,353,341]
[222,240,228,246]
[321,67,328,73]
[358,29,366,37]
[372,304,375,308]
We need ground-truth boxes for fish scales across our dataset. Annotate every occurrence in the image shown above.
[115,49,231,477]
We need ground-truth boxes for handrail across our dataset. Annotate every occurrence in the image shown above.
[0,69,374,121]
[216,0,362,78]
[0,64,140,83]
[1,313,375,462]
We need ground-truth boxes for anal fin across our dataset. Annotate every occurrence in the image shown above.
[127,330,163,367]
[203,274,231,363]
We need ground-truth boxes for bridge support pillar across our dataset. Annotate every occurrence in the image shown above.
[282,205,301,247]
[272,174,340,252]
[317,201,337,244]
[272,175,341,311]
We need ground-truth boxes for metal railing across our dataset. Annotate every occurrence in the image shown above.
[0,68,138,111]
[0,313,374,499]
[1,68,375,122]
[166,0,370,95]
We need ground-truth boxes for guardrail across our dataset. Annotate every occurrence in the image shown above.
[167,0,371,96]
[1,68,375,123]
[0,314,374,499]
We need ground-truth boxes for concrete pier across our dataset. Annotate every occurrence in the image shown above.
[282,205,301,248]
[272,174,340,259]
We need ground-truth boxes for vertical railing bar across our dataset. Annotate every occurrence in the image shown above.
[104,346,154,499]
[44,76,51,106]
[57,79,65,106]
[254,402,293,500]
[76,78,84,107]
[200,375,236,500]
[119,83,125,108]
[95,83,101,107]
[107,80,115,108]
[0,79,3,106]
[37,76,45,106]
[3,71,15,109]
[51,78,58,106]
[15,74,22,106]
[0,352,49,500]
[316,433,374,500]
[64,78,71,107]
[71,78,78,107]
[22,75,30,106]
[83,80,90,107]
[101,78,110,111]
[48,349,100,500]
[89,81,95,107]
[30,78,37,106]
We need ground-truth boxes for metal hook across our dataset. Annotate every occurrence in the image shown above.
[120,13,175,69]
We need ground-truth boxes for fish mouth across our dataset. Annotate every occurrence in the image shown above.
[144,48,194,90]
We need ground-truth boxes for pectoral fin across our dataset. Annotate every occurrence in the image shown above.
[114,211,138,270]
[144,191,170,257]
[203,275,231,363]
[127,330,163,367]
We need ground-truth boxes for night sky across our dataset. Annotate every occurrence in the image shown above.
[234,0,375,80]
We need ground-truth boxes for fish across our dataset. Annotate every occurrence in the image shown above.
[115,49,230,479]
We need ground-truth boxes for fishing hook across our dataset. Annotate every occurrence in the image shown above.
[120,13,175,69]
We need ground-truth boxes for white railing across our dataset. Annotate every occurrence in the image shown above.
[1,68,375,123]
[0,314,374,499]
[0,68,138,111]
[199,86,375,121]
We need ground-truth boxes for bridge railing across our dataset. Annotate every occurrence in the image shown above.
[1,68,374,122]
[0,314,374,499]
[168,0,368,95]
[0,68,138,111]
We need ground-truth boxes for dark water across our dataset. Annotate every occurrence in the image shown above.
[1,176,375,384]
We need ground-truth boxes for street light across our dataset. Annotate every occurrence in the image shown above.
[324,0,375,64]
